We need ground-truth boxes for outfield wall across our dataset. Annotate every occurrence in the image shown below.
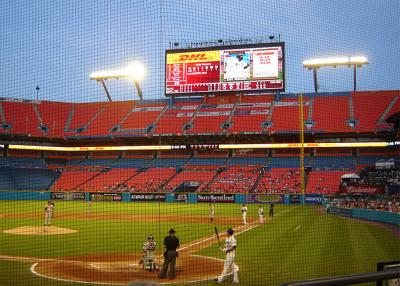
[1,191,398,226]
[327,206,400,226]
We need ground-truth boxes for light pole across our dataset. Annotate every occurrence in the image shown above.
[36,85,40,101]
[90,62,145,101]
[303,56,368,94]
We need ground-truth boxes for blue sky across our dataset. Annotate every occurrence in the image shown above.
[1,0,399,102]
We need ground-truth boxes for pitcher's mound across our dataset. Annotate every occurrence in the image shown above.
[3,226,77,235]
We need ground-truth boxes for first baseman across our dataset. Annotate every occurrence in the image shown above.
[209,203,215,222]
[258,205,264,224]
[241,204,247,225]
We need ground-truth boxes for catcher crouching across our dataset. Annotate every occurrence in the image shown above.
[139,234,158,271]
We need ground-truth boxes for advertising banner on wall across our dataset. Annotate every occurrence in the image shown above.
[197,193,235,203]
[304,194,324,204]
[174,193,188,202]
[289,195,301,204]
[90,193,122,202]
[51,192,85,201]
[245,194,284,204]
[341,185,385,195]
[130,193,166,202]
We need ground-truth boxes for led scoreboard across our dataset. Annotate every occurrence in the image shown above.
[165,42,285,95]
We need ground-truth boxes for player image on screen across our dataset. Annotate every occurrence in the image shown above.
[223,51,251,81]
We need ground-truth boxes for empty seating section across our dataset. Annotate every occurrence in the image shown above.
[1,91,398,137]
[186,105,233,134]
[228,156,267,166]
[52,171,98,191]
[306,171,348,194]
[38,101,71,138]
[67,103,103,132]
[208,166,260,193]
[0,167,58,190]
[80,168,136,192]
[83,102,133,136]
[0,157,47,168]
[352,91,397,131]
[164,170,216,192]
[155,105,197,134]
[2,101,42,137]
[149,158,186,168]
[186,157,228,166]
[127,168,176,192]
[270,100,309,132]
[111,158,152,168]
[313,96,353,132]
[256,168,301,194]
[270,157,300,168]
[120,104,165,131]
[312,156,354,170]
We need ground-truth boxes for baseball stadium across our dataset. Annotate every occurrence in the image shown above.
[0,1,399,286]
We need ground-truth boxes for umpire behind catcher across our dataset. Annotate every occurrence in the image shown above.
[158,229,180,279]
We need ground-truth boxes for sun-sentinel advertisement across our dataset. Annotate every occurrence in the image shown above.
[165,42,284,95]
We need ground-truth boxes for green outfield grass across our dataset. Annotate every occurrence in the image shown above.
[0,200,398,286]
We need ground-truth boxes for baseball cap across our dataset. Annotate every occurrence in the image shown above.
[169,229,176,234]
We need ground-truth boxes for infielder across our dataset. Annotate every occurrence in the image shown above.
[44,201,54,227]
[241,204,248,225]
[140,234,157,271]
[209,203,215,222]
[215,228,239,284]
[258,205,264,224]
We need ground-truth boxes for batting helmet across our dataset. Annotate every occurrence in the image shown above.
[227,228,234,235]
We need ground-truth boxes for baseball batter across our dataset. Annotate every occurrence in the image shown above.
[141,234,157,271]
[209,203,215,222]
[241,204,248,225]
[44,201,54,227]
[258,205,264,224]
[216,228,239,284]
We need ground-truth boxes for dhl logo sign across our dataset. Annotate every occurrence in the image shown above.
[167,51,220,64]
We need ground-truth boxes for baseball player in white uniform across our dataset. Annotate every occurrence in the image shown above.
[241,204,248,225]
[215,228,239,284]
[44,201,54,227]
[209,203,215,222]
[258,205,264,224]
[140,234,157,271]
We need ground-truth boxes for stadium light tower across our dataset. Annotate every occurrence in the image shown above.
[90,62,145,101]
[303,56,368,94]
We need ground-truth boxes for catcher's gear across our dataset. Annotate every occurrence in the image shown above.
[227,228,234,236]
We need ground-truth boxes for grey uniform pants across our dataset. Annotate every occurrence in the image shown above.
[159,250,178,279]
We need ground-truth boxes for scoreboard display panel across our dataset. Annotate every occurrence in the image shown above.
[165,42,285,95]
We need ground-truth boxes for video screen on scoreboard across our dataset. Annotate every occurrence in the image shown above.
[165,42,284,95]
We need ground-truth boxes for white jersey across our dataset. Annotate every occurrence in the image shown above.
[225,236,236,257]
[258,207,264,216]
[45,204,54,214]
[241,206,247,213]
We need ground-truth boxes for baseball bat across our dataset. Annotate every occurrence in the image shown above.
[214,227,221,247]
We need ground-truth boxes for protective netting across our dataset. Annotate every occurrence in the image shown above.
[0,1,399,286]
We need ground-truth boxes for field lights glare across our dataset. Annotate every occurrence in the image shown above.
[303,56,368,68]
[90,62,145,81]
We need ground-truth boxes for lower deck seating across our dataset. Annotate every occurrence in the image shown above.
[306,171,348,194]
[255,168,301,194]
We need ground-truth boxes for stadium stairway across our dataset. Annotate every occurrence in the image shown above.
[379,96,399,123]
[183,103,203,133]
[249,168,265,192]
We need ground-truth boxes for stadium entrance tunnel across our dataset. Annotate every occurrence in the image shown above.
[31,253,224,285]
